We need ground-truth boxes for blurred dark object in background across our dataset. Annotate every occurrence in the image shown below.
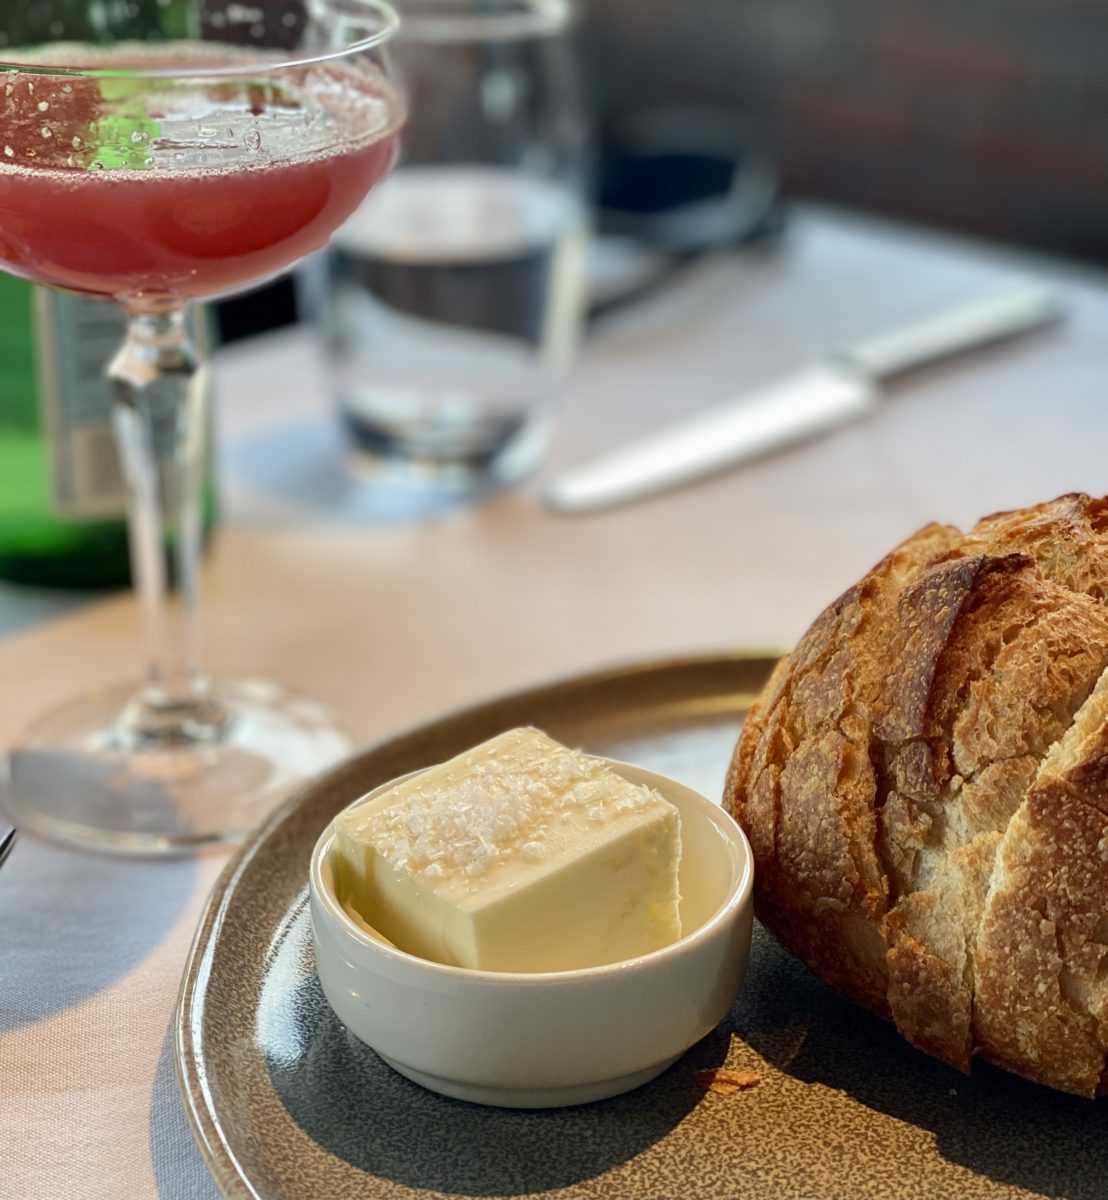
[582,0,1108,265]
[217,277,299,343]
[590,104,785,320]
[596,106,781,252]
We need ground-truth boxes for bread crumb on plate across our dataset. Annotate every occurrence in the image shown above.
[696,1067,760,1095]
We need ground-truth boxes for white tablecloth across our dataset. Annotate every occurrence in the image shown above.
[2,206,1107,1200]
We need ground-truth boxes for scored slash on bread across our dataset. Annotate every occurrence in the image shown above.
[725,493,1108,1097]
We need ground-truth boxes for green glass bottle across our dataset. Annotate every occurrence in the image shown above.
[0,0,215,589]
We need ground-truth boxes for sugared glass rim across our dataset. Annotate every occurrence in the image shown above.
[0,0,400,79]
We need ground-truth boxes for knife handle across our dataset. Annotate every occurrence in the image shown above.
[842,282,1062,382]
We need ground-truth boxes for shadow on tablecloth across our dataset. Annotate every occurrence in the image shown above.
[0,838,199,1035]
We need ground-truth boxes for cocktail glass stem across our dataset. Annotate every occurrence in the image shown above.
[109,309,227,747]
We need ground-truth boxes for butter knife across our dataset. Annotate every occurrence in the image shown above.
[542,283,1062,515]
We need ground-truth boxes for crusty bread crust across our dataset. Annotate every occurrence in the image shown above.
[726,493,1108,1096]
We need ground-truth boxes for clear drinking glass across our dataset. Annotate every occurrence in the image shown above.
[0,0,404,853]
[315,0,588,490]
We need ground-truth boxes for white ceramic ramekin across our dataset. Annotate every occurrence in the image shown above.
[309,759,754,1108]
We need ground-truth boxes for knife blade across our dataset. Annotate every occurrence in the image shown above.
[542,283,1062,515]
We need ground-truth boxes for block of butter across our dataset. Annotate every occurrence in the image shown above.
[330,727,682,972]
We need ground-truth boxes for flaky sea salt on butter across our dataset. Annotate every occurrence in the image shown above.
[330,727,682,972]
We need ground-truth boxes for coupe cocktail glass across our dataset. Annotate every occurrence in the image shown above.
[0,1,404,852]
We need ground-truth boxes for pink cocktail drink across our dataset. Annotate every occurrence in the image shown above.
[0,130,399,307]
[0,47,401,311]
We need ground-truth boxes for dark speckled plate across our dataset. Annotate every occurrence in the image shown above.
[176,653,1106,1200]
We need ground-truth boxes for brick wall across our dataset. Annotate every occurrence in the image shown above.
[581,0,1108,264]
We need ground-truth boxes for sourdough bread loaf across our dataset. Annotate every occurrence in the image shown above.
[725,493,1108,1096]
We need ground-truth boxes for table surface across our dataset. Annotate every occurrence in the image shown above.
[2,205,1107,1200]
